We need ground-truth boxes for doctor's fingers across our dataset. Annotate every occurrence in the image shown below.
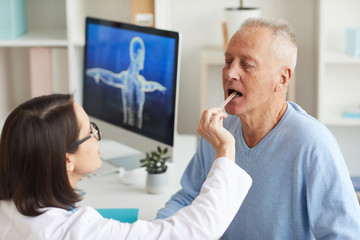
[198,109,221,135]
[199,108,225,126]
[198,109,227,138]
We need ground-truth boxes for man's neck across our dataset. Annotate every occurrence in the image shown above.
[240,100,288,148]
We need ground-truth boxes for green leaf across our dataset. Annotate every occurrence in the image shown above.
[139,146,170,173]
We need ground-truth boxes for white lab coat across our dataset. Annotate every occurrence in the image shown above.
[0,158,252,240]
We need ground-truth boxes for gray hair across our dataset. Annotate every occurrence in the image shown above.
[240,17,297,71]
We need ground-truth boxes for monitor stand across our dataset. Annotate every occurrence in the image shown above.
[106,153,145,170]
[99,139,146,170]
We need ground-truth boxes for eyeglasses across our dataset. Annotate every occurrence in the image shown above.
[73,122,101,147]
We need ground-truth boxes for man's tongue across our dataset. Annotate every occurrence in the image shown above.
[229,89,243,97]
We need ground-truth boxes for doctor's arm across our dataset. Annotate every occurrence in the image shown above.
[156,109,232,219]
[137,109,250,239]
[72,108,251,240]
[123,157,252,240]
[156,110,229,219]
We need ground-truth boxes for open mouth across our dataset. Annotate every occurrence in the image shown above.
[228,89,243,97]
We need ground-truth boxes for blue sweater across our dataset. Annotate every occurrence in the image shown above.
[157,102,360,239]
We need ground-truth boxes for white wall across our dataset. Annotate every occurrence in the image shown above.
[0,48,11,119]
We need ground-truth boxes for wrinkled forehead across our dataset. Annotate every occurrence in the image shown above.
[227,27,275,60]
[238,26,274,47]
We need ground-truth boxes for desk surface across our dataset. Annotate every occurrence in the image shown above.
[78,134,197,220]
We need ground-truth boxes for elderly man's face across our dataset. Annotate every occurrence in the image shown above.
[222,26,281,116]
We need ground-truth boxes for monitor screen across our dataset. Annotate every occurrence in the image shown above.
[83,17,180,148]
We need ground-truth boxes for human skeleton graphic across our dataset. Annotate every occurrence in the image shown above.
[86,37,166,129]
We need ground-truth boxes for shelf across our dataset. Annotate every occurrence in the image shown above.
[321,117,360,126]
[318,105,360,126]
[318,0,360,128]
[325,51,360,64]
[0,28,68,47]
[72,39,85,47]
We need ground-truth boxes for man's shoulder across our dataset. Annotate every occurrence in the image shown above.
[285,102,336,143]
[287,102,326,129]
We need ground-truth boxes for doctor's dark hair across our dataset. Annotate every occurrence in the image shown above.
[0,94,82,216]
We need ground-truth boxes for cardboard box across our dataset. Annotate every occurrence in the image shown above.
[0,0,27,39]
[131,0,155,27]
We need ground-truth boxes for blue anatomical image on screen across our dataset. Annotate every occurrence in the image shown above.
[83,20,178,146]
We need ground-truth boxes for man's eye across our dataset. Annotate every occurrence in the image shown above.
[241,61,255,71]
[241,62,250,68]
[225,59,232,66]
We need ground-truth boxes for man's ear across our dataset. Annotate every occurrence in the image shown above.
[276,66,292,92]
[66,153,76,173]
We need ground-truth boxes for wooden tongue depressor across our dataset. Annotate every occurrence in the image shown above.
[219,91,237,110]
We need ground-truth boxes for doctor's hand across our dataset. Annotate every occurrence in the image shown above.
[197,108,235,162]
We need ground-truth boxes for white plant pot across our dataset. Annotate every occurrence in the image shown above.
[224,7,261,42]
[146,171,168,194]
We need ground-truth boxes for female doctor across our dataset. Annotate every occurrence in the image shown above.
[0,94,252,240]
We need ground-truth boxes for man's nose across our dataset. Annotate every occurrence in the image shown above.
[224,61,241,81]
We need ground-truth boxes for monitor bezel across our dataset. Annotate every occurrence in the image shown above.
[82,17,180,149]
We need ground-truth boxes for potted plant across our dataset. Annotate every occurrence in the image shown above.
[140,146,170,194]
[224,1,261,44]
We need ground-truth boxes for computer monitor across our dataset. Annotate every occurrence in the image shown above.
[83,17,180,169]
